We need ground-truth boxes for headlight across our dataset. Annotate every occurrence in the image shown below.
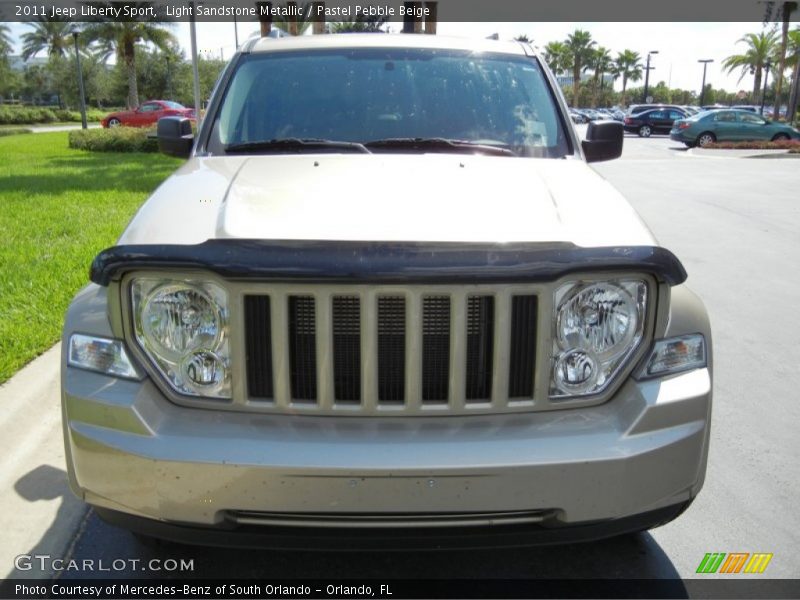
[551,279,647,398]
[131,278,230,399]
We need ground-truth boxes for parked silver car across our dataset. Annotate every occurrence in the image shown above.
[62,34,712,548]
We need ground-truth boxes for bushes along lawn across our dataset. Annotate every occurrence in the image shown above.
[68,127,159,153]
[0,105,106,125]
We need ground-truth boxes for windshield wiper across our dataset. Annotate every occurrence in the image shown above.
[225,138,371,154]
[364,137,517,157]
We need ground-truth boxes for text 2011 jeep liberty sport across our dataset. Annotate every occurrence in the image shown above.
[62,34,712,548]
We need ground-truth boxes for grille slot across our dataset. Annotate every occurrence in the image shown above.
[244,295,273,399]
[377,296,406,403]
[332,296,361,403]
[422,296,451,403]
[508,295,538,398]
[465,296,494,401]
[288,295,317,401]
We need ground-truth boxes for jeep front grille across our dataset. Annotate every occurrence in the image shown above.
[243,286,540,415]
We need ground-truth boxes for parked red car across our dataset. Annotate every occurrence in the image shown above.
[101,100,196,128]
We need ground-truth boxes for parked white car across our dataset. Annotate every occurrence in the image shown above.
[62,34,712,548]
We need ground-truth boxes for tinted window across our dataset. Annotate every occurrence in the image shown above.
[212,48,570,158]
[648,111,666,119]
[713,112,736,122]
[163,101,185,109]
[668,110,685,119]
[139,103,160,112]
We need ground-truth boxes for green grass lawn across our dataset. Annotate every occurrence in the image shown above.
[0,132,182,383]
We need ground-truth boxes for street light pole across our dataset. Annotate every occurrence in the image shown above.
[165,56,172,100]
[698,59,713,107]
[189,2,202,128]
[760,59,772,116]
[72,31,88,130]
[642,50,658,103]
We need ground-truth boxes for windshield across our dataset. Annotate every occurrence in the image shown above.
[209,48,570,158]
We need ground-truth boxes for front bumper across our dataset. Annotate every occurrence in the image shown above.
[63,361,712,540]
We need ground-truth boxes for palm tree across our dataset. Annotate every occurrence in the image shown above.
[787,27,800,122]
[768,2,798,116]
[329,16,387,32]
[722,31,778,104]
[82,6,176,109]
[588,46,613,107]
[274,2,314,35]
[615,49,643,108]
[21,18,73,60]
[564,30,595,106]
[543,41,569,76]
[0,24,13,57]
[514,34,532,44]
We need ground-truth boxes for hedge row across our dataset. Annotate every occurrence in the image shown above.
[68,127,159,153]
[704,139,800,150]
[0,105,106,125]
[0,128,33,137]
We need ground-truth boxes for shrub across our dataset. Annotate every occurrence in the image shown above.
[0,105,105,125]
[0,128,33,137]
[0,106,57,124]
[68,127,159,153]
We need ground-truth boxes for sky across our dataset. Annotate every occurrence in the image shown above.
[3,21,775,93]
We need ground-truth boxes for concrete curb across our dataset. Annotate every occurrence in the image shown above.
[687,148,795,159]
[0,344,88,579]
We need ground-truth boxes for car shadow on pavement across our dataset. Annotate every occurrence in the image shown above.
[9,465,89,579]
[56,510,686,594]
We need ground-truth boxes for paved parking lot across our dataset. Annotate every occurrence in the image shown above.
[4,129,799,584]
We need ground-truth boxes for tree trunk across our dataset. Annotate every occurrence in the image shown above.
[572,63,580,106]
[773,3,792,117]
[788,54,800,123]
[124,39,138,109]
[754,67,762,104]
[621,76,628,108]
[591,71,599,107]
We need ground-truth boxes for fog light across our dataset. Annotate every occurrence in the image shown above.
[554,349,598,393]
[180,351,226,392]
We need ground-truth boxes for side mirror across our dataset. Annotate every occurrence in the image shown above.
[582,120,623,163]
[157,116,194,159]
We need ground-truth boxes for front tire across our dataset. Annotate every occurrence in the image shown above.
[638,125,652,137]
[696,132,716,147]
[772,133,790,141]
[107,118,121,128]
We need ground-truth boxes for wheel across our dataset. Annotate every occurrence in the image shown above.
[107,117,121,128]
[696,132,716,147]
[772,133,790,141]
[638,125,652,137]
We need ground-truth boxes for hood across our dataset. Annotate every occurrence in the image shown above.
[118,154,656,248]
